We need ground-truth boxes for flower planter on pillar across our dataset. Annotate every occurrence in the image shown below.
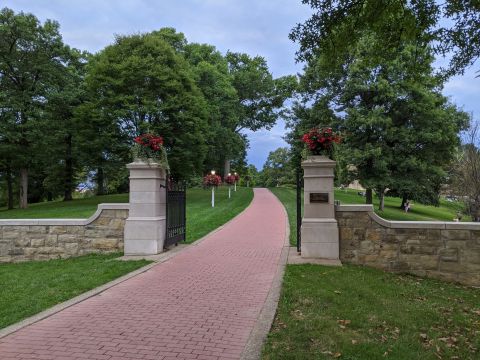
[301,155,339,259]
[124,160,166,255]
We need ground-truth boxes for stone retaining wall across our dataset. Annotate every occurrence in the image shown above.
[0,204,129,263]
[336,205,480,287]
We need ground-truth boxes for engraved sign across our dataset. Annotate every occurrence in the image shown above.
[310,192,329,203]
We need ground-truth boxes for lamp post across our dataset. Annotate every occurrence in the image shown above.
[211,170,216,207]
[228,173,232,199]
[234,172,238,192]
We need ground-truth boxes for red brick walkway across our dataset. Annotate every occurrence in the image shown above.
[0,188,286,360]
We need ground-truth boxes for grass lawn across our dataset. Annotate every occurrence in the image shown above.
[334,188,468,222]
[186,186,253,243]
[0,193,129,219]
[0,187,254,244]
[0,253,150,329]
[269,188,302,246]
[269,187,469,246]
[262,264,480,360]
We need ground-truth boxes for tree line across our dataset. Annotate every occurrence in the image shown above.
[258,0,480,218]
[0,7,296,209]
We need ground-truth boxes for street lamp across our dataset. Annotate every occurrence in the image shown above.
[211,170,215,207]
[234,172,238,192]
[228,173,232,199]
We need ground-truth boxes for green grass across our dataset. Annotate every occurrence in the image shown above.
[262,264,480,360]
[270,188,469,246]
[0,193,129,219]
[269,188,302,246]
[0,187,254,244]
[185,186,253,243]
[334,188,468,222]
[0,253,150,329]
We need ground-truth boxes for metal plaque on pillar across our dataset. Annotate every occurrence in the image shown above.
[310,193,329,203]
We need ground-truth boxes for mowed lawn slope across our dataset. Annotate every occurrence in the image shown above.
[0,193,129,219]
[334,188,467,222]
[0,253,150,329]
[262,264,480,360]
[0,187,254,243]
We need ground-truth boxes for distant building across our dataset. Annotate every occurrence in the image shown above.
[348,180,365,191]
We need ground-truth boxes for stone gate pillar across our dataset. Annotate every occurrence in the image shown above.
[124,161,166,255]
[301,155,339,259]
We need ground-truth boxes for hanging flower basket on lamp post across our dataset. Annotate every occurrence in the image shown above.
[204,171,221,207]
[224,173,236,199]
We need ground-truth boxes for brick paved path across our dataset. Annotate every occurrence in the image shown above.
[0,188,286,360]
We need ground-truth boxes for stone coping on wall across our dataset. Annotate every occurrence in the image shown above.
[336,204,480,230]
[0,203,130,226]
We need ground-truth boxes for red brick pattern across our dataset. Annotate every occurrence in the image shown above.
[0,189,286,360]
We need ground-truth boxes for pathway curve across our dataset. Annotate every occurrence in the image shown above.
[0,188,286,360]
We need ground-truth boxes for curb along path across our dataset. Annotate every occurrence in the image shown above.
[0,188,287,360]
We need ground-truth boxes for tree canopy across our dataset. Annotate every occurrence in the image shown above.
[0,8,294,208]
[290,0,480,77]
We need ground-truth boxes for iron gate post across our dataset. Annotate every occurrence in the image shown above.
[296,168,302,253]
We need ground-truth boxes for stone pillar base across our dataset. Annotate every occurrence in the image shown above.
[301,218,339,259]
[124,217,166,255]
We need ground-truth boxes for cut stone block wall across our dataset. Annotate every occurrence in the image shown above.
[336,205,480,287]
[0,204,129,263]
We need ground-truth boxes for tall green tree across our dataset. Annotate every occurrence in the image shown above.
[0,7,69,207]
[291,30,468,209]
[290,0,480,77]
[224,52,297,175]
[153,28,297,176]
[40,49,90,201]
[260,147,295,187]
[85,32,209,179]
[183,43,244,175]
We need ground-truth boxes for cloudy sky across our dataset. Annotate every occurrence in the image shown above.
[3,1,480,169]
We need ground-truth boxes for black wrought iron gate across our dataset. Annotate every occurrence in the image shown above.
[165,178,186,248]
[296,168,303,253]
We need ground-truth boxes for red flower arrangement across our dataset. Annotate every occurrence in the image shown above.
[134,133,164,151]
[204,173,222,187]
[132,133,169,168]
[301,127,341,156]
[224,174,236,185]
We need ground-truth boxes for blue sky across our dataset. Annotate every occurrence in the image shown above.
[3,1,479,169]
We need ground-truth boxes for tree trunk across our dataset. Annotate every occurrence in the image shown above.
[63,134,73,201]
[19,168,28,209]
[96,167,105,195]
[378,189,385,211]
[400,194,408,210]
[6,165,14,210]
[224,159,231,178]
[365,188,373,204]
